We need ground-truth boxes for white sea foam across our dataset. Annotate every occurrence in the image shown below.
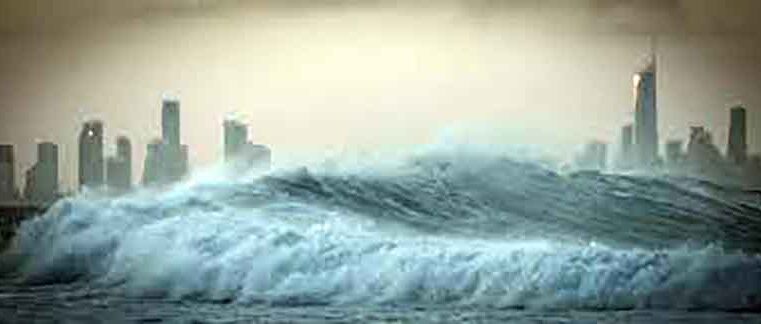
[4,152,761,311]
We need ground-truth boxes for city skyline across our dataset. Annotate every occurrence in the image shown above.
[2,1,761,190]
[0,87,759,193]
[0,96,273,200]
[0,93,756,201]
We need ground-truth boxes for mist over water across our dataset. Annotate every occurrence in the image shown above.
[2,147,761,315]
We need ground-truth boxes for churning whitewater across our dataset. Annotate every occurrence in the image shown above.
[2,151,761,311]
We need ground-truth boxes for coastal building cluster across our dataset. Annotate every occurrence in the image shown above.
[575,42,760,187]
[0,98,271,205]
[2,39,759,206]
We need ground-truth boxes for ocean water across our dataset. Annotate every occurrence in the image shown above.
[1,151,761,323]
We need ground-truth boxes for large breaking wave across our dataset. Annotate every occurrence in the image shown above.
[2,150,761,311]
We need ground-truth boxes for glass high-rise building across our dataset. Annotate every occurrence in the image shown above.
[79,120,104,189]
[107,136,132,191]
[141,97,188,186]
[727,106,747,165]
[0,145,15,200]
[25,142,58,203]
[224,119,248,162]
[222,118,272,172]
[142,139,162,185]
[634,57,658,167]
[162,99,181,147]
[619,124,634,169]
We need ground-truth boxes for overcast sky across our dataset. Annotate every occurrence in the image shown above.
[1,0,761,190]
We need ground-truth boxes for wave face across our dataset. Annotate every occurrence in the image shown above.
[2,151,761,311]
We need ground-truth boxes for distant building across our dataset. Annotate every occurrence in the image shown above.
[141,98,189,186]
[106,136,132,191]
[162,99,188,183]
[576,141,607,171]
[142,139,162,186]
[618,124,634,169]
[152,144,188,184]
[117,136,132,164]
[243,143,272,171]
[727,106,747,165]
[116,136,132,188]
[79,120,105,190]
[0,145,15,201]
[223,117,271,172]
[686,126,724,173]
[224,119,248,162]
[634,55,659,167]
[665,140,684,165]
[162,99,181,147]
[24,142,58,203]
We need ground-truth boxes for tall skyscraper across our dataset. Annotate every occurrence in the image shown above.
[0,145,15,201]
[727,105,747,165]
[107,136,132,191]
[224,119,248,162]
[142,98,188,186]
[25,142,58,203]
[634,51,658,167]
[79,120,105,189]
[37,142,58,197]
[162,99,181,147]
[117,136,132,164]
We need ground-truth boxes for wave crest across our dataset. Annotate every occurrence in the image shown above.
[3,152,761,311]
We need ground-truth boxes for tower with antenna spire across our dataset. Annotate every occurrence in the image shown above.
[633,35,659,167]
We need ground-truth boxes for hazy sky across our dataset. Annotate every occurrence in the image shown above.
[1,0,761,190]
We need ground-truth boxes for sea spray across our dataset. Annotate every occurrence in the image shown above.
[2,151,761,311]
